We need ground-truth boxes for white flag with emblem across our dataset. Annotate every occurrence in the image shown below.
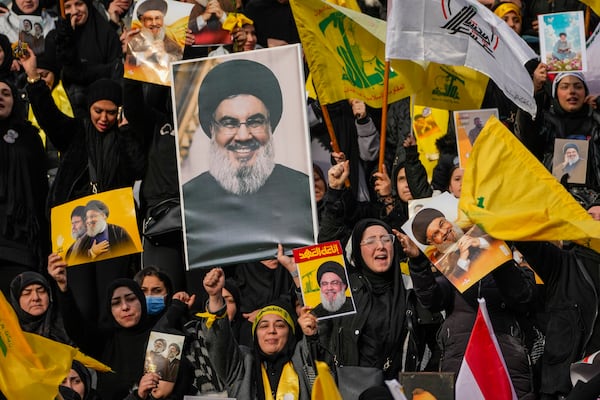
[385,0,537,117]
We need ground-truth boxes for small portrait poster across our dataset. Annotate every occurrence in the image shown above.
[124,0,193,86]
[453,108,498,168]
[411,104,450,180]
[145,331,186,383]
[408,196,443,220]
[188,0,235,47]
[50,188,142,267]
[538,11,587,72]
[552,138,588,184]
[18,15,45,55]
[292,241,356,320]
[173,45,317,269]
[401,192,512,293]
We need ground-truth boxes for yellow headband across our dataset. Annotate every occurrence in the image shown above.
[252,305,295,336]
[222,13,254,32]
[494,3,521,19]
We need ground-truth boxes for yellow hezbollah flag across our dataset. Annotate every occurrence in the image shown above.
[311,361,342,400]
[0,292,112,399]
[414,63,489,111]
[290,0,423,107]
[459,116,600,252]
[0,291,75,399]
[581,0,600,17]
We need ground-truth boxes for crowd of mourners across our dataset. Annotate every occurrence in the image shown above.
[1,0,600,399]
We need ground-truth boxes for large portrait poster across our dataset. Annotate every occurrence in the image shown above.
[402,193,512,293]
[50,188,143,267]
[538,11,587,73]
[172,45,318,269]
[124,0,193,86]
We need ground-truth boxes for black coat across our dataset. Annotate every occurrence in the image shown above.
[408,254,537,398]
[26,80,144,209]
[516,242,600,397]
[516,95,600,199]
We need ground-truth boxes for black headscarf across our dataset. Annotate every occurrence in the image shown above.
[71,0,121,67]
[348,218,408,376]
[9,271,73,344]
[97,278,154,400]
[224,278,243,341]
[58,386,82,400]
[252,299,298,400]
[0,34,14,78]
[101,278,148,330]
[71,360,92,400]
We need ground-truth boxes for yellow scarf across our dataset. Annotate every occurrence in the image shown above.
[261,361,299,400]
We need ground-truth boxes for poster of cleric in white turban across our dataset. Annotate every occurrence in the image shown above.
[171,44,318,269]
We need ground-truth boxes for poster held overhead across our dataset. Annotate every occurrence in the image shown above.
[172,45,317,269]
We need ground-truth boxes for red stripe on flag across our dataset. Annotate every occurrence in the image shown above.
[464,307,514,399]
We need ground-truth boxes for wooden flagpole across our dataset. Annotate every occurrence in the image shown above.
[378,60,391,173]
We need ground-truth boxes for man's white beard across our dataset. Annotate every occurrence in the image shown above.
[568,156,580,166]
[141,27,165,41]
[435,223,465,254]
[320,289,347,312]
[87,218,107,237]
[208,139,275,195]
[72,226,86,240]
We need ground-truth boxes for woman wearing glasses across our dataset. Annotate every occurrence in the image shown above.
[316,218,421,396]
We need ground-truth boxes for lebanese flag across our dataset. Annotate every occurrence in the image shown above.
[455,298,517,400]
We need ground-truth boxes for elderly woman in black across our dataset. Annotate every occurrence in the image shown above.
[9,271,72,344]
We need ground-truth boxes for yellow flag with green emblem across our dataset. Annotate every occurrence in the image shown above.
[0,292,112,399]
[459,116,600,252]
[414,63,488,111]
[581,0,600,17]
[290,0,423,107]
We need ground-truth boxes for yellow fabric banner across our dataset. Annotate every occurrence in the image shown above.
[414,63,488,111]
[311,361,343,400]
[459,116,600,252]
[0,291,75,400]
[0,292,112,400]
[581,0,600,17]
[290,0,423,107]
